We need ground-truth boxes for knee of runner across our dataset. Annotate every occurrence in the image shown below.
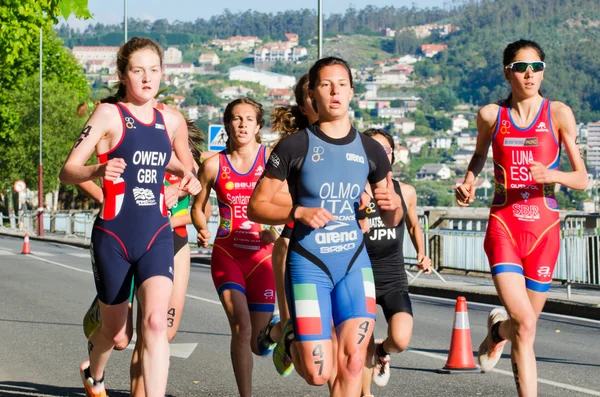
[114,333,132,350]
[232,321,252,346]
[510,313,537,343]
[388,334,410,353]
[340,350,367,377]
[303,371,330,387]
[142,311,168,336]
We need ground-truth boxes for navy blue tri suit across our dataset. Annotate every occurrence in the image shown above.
[360,180,413,321]
[265,125,391,342]
[91,103,174,305]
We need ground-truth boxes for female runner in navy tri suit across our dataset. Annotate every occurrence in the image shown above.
[60,37,200,397]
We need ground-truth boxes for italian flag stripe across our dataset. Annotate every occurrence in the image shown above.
[362,268,377,315]
[294,284,322,335]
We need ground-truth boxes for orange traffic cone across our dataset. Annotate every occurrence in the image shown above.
[437,296,481,374]
[21,233,31,255]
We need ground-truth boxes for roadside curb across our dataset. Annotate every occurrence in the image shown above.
[0,230,90,249]
[408,285,600,321]
[4,231,598,321]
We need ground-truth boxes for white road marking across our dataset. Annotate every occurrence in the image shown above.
[408,348,600,396]
[186,293,220,305]
[125,334,198,358]
[69,252,90,258]
[411,294,600,325]
[0,249,15,256]
[29,251,54,257]
[28,254,92,274]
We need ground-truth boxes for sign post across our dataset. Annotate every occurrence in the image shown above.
[208,124,228,152]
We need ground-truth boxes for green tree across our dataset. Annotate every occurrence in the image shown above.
[5,76,87,193]
[0,1,90,190]
[183,86,220,107]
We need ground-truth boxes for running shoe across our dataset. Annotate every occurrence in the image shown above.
[79,361,106,397]
[83,296,101,339]
[257,313,280,356]
[372,340,391,387]
[272,319,295,377]
[478,307,509,372]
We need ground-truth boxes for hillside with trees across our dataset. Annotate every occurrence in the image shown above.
[57,0,600,122]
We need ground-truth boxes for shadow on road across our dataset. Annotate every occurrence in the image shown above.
[0,381,128,396]
[0,382,177,397]
[0,318,80,328]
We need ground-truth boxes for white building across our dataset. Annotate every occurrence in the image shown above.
[406,136,428,154]
[72,46,119,65]
[254,44,307,63]
[587,121,600,176]
[182,106,199,120]
[163,47,183,64]
[218,85,255,100]
[417,164,451,180]
[228,66,295,89]
[455,131,478,150]
[372,71,410,85]
[395,146,410,164]
[454,149,475,166]
[393,118,415,134]
[198,53,220,66]
[164,63,194,75]
[431,135,452,149]
[212,36,262,52]
[377,107,405,119]
[452,114,470,132]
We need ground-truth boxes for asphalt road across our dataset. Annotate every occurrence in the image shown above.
[0,235,599,396]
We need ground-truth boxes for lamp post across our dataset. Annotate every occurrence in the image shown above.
[318,0,323,59]
[124,0,128,42]
[38,28,44,236]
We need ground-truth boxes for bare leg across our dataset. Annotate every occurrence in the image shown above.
[272,237,290,323]
[361,334,375,397]
[130,302,144,397]
[87,300,130,382]
[137,276,173,397]
[331,318,374,397]
[220,289,254,397]
[493,273,547,397]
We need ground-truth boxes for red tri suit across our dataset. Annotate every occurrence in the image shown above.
[210,145,275,312]
[484,99,561,292]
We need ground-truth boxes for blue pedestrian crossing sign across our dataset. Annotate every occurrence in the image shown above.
[208,124,228,152]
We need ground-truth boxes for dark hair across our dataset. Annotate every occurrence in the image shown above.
[187,120,205,162]
[271,106,308,138]
[271,74,314,138]
[294,74,310,106]
[101,37,163,104]
[363,128,395,164]
[501,39,545,105]
[223,97,264,150]
[308,57,353,90]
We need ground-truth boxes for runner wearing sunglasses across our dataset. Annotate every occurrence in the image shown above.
[456,39,587,397]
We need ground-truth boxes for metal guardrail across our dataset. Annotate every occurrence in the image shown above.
[4,207,598,299]
[425,214,600,298]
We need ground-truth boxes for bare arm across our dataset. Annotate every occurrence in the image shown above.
[247,173,294,225]
[456,104,496,206]
[76,181,104,204]
[529,102,588,190]
[190,156,217,246]
[402,183,432,272]
[59,103,125,185]
[372,172,404,228]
